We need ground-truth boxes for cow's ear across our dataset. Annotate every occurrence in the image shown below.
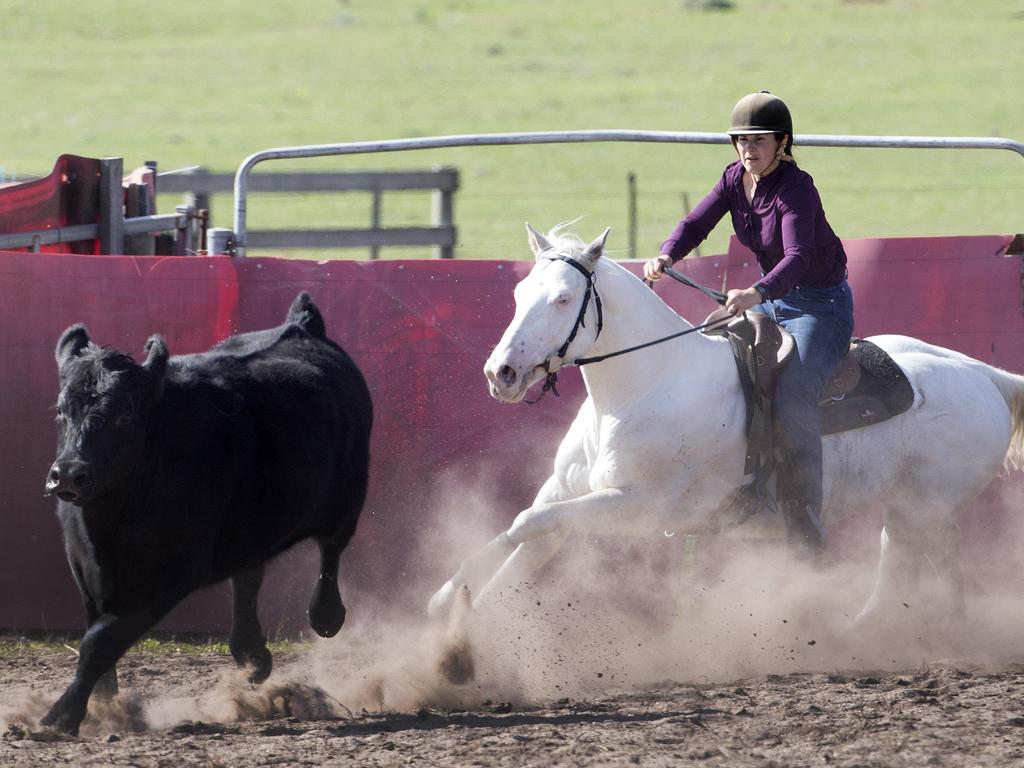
[142,334,168,387]
[55,325,90,368]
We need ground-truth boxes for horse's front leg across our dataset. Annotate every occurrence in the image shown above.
[474,486,641,609]
[428,473,571,618]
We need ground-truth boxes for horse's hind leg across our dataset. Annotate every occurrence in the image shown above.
[854,499,965,649]
[852,523,921,630]
[229,565,273,684]
[308,538,347,638]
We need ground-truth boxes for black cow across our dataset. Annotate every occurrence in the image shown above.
[41,292,372,734]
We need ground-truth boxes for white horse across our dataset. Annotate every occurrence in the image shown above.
[428,224,1024,630]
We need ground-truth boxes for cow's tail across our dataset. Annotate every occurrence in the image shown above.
[986,365,1024,470]
[286,291,326,339]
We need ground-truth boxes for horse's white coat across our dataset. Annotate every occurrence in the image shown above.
[429,226,1024,627]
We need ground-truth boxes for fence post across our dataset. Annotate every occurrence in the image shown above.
[432,165,455,259]
[370,187,382,260]
[627,172,637,259]
[99,157,124,255]
[184,168,212,222]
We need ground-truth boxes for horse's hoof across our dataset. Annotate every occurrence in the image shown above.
[436,585,475,685]
[308,578,345,638]
[437,643,475,685]
[427,581,456,619]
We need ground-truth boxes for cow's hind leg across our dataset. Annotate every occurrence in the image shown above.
[308,539,346,638]
[229,566,272,684]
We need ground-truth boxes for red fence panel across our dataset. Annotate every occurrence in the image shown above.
[0,233,1018,633]
[0,155,104,255]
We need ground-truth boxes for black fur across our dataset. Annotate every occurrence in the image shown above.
[41,291,372,734]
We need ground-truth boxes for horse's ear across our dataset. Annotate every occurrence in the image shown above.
[525,223,552,260]
[582,227,611,263]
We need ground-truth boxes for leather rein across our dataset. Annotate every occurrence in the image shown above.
[525,254,727,404]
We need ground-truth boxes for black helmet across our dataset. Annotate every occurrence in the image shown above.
[728,91,793,137]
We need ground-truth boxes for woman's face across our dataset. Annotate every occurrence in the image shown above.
[734,133,784,175]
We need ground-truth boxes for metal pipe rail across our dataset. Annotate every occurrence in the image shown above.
[230,130,1024,257]
[0,212,190,252]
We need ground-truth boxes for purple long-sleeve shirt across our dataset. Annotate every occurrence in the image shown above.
[660,160,846,300]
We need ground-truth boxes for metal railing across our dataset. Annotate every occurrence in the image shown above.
[228,131,1024,257]
[0,212,192,252]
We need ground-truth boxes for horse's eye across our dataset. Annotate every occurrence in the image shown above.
[554,294,572,306]
[115,413,132,427]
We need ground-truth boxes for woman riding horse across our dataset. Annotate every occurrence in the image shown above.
[645,91,854,555]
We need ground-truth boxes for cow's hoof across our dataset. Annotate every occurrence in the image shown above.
[308,578,345,638]
[242,646,273,685]
[40,701,84,736]
[94,668,119,700]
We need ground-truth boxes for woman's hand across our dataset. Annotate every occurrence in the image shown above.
[643,254,672,281]
[725,286,763,315]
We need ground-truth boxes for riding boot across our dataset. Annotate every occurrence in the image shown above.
[776,448,828,557]
[781,496,827,556]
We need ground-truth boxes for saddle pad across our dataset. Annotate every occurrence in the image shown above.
[819,339,915,436]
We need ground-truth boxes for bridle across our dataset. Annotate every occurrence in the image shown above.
[525,250,603,403]
[524,252,726,404]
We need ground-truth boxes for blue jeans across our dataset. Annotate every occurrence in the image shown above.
[752,282,855,535]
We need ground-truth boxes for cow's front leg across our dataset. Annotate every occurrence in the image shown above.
[229,566,272,683]
[79,591,118,700]
[41,609,162,735]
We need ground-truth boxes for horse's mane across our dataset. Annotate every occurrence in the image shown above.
[544,220,588,253]
[543,222,694,329]
[544,222,638,284]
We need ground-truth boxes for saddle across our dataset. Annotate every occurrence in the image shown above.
[702,308,915,519]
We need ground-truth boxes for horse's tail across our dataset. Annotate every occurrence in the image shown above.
[986,366,1024,470]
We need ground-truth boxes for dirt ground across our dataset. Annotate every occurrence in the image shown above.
[5,544,1024,768]
[3,643,1024,767]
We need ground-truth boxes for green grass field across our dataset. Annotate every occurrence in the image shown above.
[1,0,1021,260]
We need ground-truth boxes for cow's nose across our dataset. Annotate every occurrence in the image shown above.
[45,461,94,501]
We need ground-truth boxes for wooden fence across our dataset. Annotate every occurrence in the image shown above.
[158,167,459,259]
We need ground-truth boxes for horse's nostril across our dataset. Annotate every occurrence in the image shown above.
[498,365,517,386]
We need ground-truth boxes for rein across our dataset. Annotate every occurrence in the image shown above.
[525,256,728,404]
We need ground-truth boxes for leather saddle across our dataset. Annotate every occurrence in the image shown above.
[701,308,916,515]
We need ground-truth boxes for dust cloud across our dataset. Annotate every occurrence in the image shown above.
[9,472,1024,735]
